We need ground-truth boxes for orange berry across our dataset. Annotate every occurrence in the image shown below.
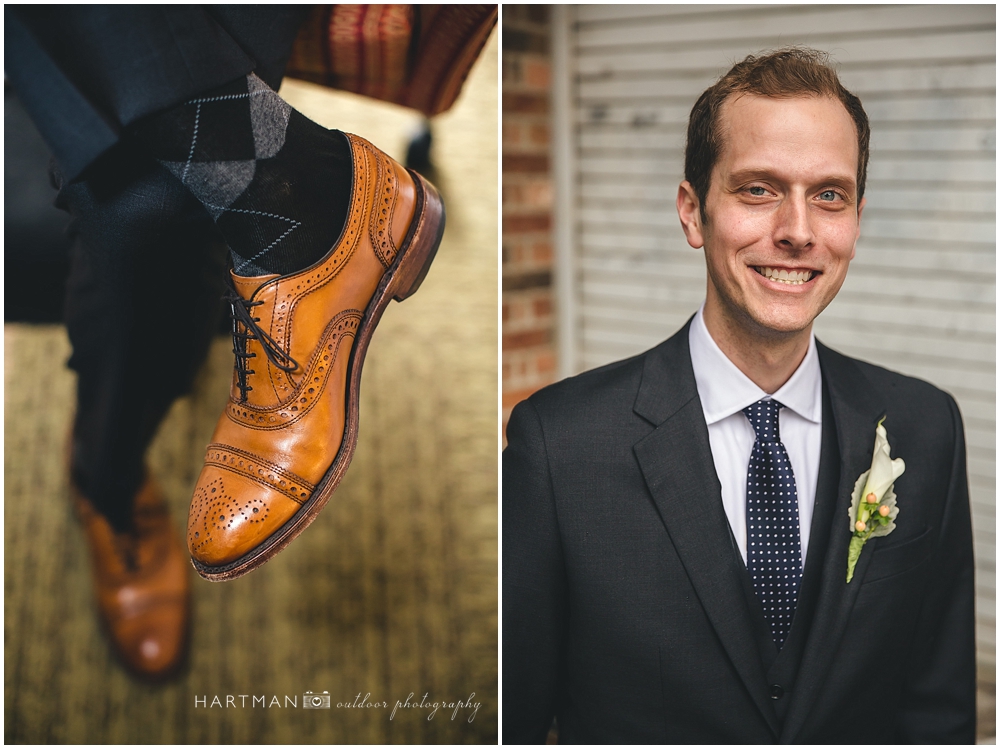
[878,505,890,517]
[855,520,867,532]
[866,493,877,503]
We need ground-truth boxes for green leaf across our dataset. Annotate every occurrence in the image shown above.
[879,516,889,526]
[846,536,866,583]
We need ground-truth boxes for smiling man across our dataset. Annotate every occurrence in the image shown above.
[503,49,975,743]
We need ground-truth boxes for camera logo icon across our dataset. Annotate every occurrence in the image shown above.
[302,691,331,709]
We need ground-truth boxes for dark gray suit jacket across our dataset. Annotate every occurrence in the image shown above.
[503,321,975,743]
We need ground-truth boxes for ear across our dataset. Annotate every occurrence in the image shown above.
[677,180,705,249]
[852,195,866,260]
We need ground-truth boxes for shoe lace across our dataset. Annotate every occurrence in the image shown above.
[225,285,299,403]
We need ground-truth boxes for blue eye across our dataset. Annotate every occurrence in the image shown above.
[819,190,838,201]
[748,186,767,196]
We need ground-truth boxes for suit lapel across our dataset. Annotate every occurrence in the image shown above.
[781,342,886,741]
[632,324,780,737]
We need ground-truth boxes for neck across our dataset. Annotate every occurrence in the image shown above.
[702,303,812,394]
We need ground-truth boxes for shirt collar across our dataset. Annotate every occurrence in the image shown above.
[689,304,822,426]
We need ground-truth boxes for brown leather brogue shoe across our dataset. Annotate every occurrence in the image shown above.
[187,133,444,581]
[72,476,190,679]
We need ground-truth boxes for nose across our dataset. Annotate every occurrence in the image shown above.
[773,195,815,250]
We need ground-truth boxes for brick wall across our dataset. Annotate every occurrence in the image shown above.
[502,6,555,436]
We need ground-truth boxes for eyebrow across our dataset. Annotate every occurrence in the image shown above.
[726,168,856,190]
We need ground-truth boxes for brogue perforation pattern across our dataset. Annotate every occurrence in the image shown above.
[188,476,273,553]
[369,149,399,269]
[204,444,315,503]
[226,310,360,430]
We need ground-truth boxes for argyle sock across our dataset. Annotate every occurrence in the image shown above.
[129,74,352,276]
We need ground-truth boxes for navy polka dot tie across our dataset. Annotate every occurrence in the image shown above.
[743,399,802,649]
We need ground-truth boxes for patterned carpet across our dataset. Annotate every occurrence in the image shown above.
[4,33,497,745]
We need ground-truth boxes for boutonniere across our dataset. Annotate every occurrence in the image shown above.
[846,417,906,582]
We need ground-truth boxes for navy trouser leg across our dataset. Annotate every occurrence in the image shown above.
[58,146,229,531]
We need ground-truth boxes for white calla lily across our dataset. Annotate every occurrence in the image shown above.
[860,418,905,502]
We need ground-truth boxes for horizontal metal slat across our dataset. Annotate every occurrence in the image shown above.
[859,188,996,214]
[580,280,705,307]
[836,269,995,305]
[860,215,996,244]
[821,293,995,333]
[814,308,995,344]
[863,95,996,123]
[576,6,993,49]
[813,328,995,370]
[576,5,749,24]
[574,30,996,76]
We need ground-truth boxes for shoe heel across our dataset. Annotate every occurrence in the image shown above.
[391,171,445,302]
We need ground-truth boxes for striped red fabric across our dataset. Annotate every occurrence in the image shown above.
[286,4,497,117]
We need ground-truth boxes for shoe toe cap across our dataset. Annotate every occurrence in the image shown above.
[112,599,188,677]
[104,568,190,678]
[187,465,303,567]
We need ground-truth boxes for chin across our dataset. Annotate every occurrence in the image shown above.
[743,305,818,338]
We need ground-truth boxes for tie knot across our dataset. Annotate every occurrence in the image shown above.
[742,398,784,442]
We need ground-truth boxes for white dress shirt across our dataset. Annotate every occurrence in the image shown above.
[688,305,822,565]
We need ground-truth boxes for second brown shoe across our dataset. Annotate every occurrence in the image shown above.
[186,133,444,581]
[73,475,190,679]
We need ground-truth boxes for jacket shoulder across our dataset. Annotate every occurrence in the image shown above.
[820,343,957,407]
[525,351,645,417]
[527,321,693,414]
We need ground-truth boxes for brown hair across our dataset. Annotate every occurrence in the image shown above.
[685,47,870,221]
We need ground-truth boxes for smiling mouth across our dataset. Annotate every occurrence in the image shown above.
[754,266,818,285]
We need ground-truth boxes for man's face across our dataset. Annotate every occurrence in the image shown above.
[678,94,864,340]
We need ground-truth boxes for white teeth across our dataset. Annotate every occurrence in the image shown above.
[756,266,814,285]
